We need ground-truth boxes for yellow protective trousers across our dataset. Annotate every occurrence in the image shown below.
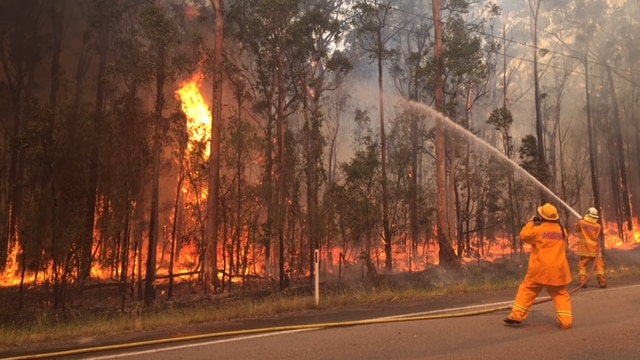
[578,256,606,286]
[507,277,572,329]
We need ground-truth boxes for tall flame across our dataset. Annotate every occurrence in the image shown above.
[175,72,212,158]
[1,241,23,286]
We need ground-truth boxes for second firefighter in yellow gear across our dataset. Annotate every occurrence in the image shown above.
[505,203,572,329]
[575,207,605,288]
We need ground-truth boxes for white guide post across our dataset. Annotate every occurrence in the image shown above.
[314,249,319,305]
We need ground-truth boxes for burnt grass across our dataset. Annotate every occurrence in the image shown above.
[1,246,639,333]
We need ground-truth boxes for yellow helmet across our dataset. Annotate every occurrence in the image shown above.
[586,207,599,219]
[537,203,559,221]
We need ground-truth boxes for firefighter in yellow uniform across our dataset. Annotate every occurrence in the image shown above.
[575,207,605,288]
[505,203,572,329]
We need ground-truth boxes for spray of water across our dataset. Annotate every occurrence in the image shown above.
[403,99,582,220]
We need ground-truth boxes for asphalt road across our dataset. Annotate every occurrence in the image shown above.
[9,279,639,360]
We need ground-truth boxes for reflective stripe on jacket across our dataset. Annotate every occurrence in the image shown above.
[575,218,602,257]
[519,220,571,286]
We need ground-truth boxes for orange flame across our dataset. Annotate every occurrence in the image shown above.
[0,241,23,286]
[175,72,212,158]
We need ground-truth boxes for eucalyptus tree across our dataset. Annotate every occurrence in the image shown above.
[78,0,137,288]
[0,0,47,274]
[351,0,402,270]
[299,0,351,278]
[336,109,381,276]
[548,0,629,245]
[614,3,640,214]
[483,9,528,250]
[441,10,495,259]
[386,106,425,269]
[487,107,518,246]
[108,27,155,305]
[138,3,183,306]
[526,0,547,190]
[429,0,462,268]
[387,1,432,271]
[228,0,314,289]
[594,8,634,232]
[0,0,76,310]
[204,0,224,294]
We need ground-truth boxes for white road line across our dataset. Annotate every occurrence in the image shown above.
[85,329,313,359]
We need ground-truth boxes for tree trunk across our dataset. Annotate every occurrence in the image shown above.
[604,65,633,231]
[374,28,392,270]
[81,22,108,283]
[432,0,457,268]
[204,0,224,293]
[582,54,603,249]
[306,101,321,279]
[276,38,288,290]
[145,60,165,307]
[409,108,418,271]
[529,0,546,191]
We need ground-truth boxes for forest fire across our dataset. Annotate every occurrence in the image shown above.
[0,241,22,286]
[175,72,212,158]
[0,217,638,288]
[601,217,640,249]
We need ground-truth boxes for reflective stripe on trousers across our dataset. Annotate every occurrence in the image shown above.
[508,277,572,329]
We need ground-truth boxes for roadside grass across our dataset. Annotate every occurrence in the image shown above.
[1,254,638,349]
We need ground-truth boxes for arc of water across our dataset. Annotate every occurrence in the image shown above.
[404,99,581,220]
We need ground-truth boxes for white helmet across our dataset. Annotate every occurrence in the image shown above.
[586,207,599,218]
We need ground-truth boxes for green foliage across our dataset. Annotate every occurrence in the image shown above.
[487,107,513,132]
[519,134,549,184]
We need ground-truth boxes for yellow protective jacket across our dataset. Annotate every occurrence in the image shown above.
[519,220,571,286]
[575,217,602,257]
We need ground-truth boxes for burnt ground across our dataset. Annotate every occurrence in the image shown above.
[1,245,639,355]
